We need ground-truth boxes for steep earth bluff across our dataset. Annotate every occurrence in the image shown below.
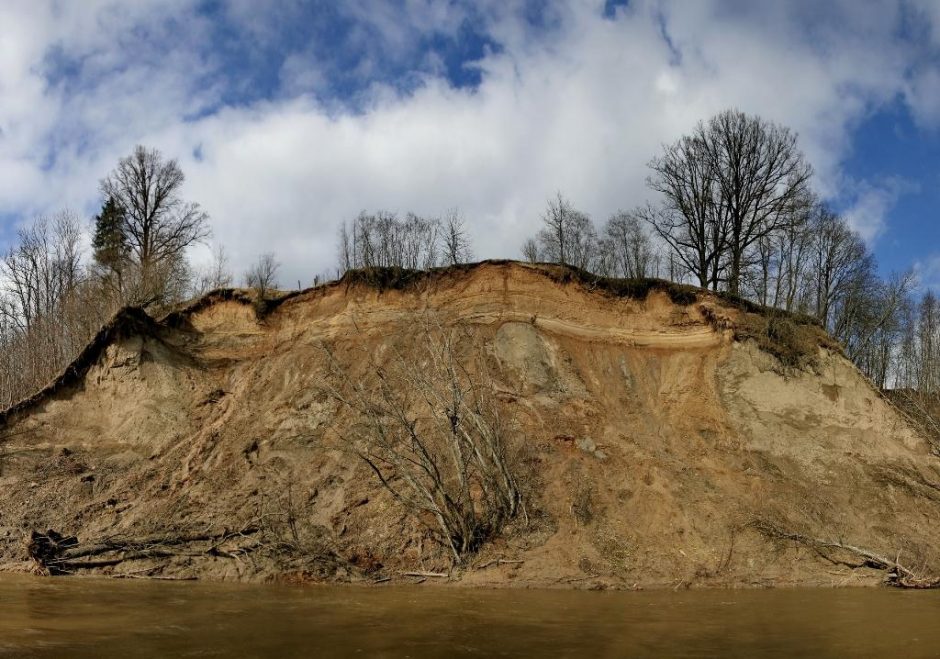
[1,261,938,588]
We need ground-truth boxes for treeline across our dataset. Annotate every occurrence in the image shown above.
[337,210,472,271]
[0,110,936,406]
[516,109,918,390]
[326,112,934,393]
[520,196,660,278]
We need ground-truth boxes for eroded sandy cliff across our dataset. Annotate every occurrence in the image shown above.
[1,261,937,588]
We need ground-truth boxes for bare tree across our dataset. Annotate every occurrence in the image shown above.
[338,222,354,273]
[894,291,940,394]
[537,192,580,265]
[337,211,443,272]
[917,293,940,393]
[100,145,209,301]
[534,193,597,268]
[191,244,234,297]
[244,253,280,299]
[2,213,83,333]
[704,110,813,296]
[540,193,571,265]
[646,133,727,290]
[600,210,658,278]
[565,212,599,272]
[806,205,870,328]
[324,320,521,561]
[832,269,914,387]
[745,204,813,311]
[442,210,473,266]
[0,212,98,406]
[647,110,812,295]
[521,238,540,263]
[401,213,441,269]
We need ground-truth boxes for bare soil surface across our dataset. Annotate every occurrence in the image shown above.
[1,261,938,589]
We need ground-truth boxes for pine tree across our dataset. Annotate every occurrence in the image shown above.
[92,196,127,272]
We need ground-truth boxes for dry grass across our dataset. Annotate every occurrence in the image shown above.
[700,304,838,370]
[533,263,700,305]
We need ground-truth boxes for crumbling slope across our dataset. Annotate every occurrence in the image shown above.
[0,261,938,588]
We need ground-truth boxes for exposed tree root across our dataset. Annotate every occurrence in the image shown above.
[752,520,940,589]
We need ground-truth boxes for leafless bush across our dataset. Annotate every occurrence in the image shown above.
[323,320,521,561]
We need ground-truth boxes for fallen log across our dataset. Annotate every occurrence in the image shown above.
[752,520,940,589]
[25,527,260,575]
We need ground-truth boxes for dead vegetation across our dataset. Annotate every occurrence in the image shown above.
[323,317,523,562]
[537,264,699,306]
[698,303,837,370]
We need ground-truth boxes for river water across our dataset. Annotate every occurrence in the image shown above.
[1,575,939,657]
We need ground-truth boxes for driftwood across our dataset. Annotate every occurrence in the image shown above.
[402,571,448,578]
[26,527,260,576]
[753,520,940,589]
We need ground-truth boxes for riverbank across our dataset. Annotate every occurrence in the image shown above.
[1,262,938,588]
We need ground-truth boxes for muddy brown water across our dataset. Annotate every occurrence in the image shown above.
[1,576,940,657]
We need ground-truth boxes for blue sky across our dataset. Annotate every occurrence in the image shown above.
[838,101,940,276]
[1,0,940,286]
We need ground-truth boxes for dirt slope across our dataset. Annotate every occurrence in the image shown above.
[1,261,938,589]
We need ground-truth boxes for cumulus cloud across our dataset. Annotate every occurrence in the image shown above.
[841,177,918,244]
[0,0,937,284]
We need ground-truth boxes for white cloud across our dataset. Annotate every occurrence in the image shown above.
[912,252,940,292]
[841,178,917,244]
[0,0,937,285]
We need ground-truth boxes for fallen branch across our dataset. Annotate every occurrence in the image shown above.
[475,558,524,570]
[402,571,448,578]
[113,574,198,581]
[752,520,940,589]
